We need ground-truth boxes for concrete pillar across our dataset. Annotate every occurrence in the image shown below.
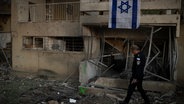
[176,25,184,86]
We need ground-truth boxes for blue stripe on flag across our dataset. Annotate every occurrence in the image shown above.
[132,0,138,29]
[111,0,117,28]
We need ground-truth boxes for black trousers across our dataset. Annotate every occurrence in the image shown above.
[124,78,150,104]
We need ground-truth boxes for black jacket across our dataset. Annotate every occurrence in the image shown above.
[132,52,146,80]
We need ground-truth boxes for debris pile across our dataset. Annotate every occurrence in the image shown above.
[0,70,179,104]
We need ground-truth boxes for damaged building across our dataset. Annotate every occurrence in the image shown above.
[0,0,11,69]
[0,0,183,103]
[2,0,182,92]
[12,0,83,77]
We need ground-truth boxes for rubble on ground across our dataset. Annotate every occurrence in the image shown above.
[0,70,179,104]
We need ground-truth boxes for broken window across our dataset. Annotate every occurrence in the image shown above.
[45,37,66,51]
[23,37,33,49]
[64,37,84,52]
[23,36,84,52]
[46,37,84,52]
[23,37,44,49]
[34,37,44,49]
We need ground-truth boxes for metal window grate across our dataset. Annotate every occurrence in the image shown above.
[23,36,84,52]
[64,37,84,52]
[34,37,44,49]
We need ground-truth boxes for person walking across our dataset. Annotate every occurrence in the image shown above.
[121,45,150,104]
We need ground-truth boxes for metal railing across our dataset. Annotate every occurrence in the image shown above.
[28,2,80,22]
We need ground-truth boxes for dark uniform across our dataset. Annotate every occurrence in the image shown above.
[124,52,150,104]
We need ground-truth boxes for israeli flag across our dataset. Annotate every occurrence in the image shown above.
[109,0,140,29]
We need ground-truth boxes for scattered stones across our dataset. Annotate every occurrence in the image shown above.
[0,70,180,104]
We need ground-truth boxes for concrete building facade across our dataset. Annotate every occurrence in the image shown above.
[11,0,86,78]
[11,0,184,85]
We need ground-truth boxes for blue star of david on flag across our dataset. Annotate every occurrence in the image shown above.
[118,1,131,13]
[109,0,140,29]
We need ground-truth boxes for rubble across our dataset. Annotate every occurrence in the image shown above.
[0,70,179,104]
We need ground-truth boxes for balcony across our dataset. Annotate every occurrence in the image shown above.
[80,0,181,36]
[17,2,80,22]
[80,0,181,24]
